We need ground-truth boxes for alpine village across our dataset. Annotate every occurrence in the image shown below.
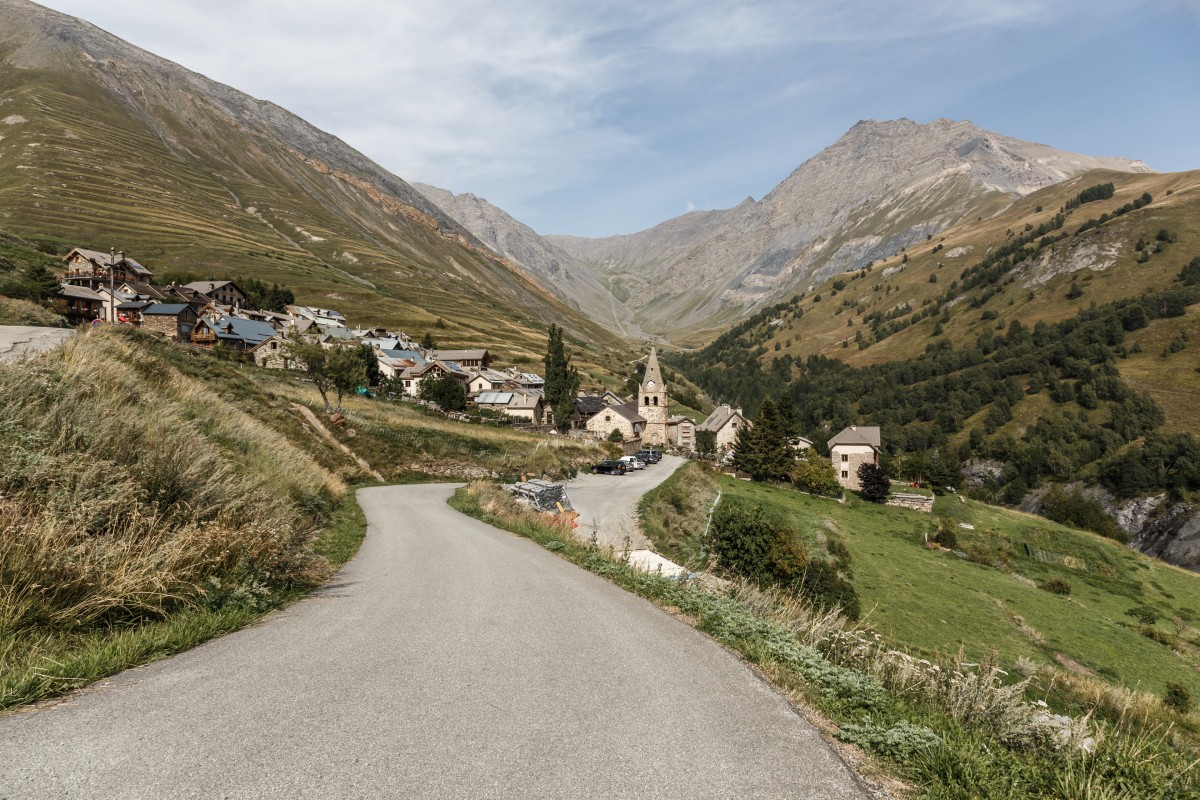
[2,2,1200,799]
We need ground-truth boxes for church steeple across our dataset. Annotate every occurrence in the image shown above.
[641,347,664,394]
[638,347,668,446]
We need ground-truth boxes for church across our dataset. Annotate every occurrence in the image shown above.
[638,347,668,446]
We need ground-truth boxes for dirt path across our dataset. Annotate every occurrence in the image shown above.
[291,402,384,481]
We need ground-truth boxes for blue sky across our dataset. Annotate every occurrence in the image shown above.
[37,1,1200,237]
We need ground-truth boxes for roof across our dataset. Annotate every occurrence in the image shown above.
[472,368,511,384]
[698,404,743,433]
[607,402,646,424]
[575,395,609,417]
[641,347,665,392]
[667,415,695,426]
[141,303,191,316]
[59,284,105,301]
[183,281,246,297]
[827,425,882,450]
[433,349,488,362]
[212,316,278,346]
[380,348,427,364]
[65,248,152,275]
[507,392,544,410]
[116,300,155,311]
[475,392,514,405]
[120,282,169,300]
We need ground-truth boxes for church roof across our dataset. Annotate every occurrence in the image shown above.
[640,347,664,393]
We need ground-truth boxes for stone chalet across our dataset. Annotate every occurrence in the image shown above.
[62,248,153,288]
[667,415,696,450]
[54,284,105,325]
[585,402,645,442]
[184,281,249,309]
[697,404,749,452]
[432,349,490,370]
[827,425,882,491]
[139,303,198,340]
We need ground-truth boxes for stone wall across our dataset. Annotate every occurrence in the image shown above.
[140,314,179,339]
[886,493,934,513]
[832,445,876,491]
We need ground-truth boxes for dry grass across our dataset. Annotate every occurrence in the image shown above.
[0,329,340,684]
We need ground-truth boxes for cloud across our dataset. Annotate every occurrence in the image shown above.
[685,201,696,211]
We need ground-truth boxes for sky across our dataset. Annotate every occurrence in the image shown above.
[35,1,1200,237]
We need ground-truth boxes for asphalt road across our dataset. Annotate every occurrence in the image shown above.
[567,454,686,551]
[0,484,868,799]
[0,325,74,363]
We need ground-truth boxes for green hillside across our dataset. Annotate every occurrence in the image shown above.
[644,464,1200,701]
[0,15,631,376]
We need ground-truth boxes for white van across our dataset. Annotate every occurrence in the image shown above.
[618,455,646,470]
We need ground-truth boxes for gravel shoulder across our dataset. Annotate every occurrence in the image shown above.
[0,482,867,799]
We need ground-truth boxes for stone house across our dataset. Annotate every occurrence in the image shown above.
[140,304,199,341]
[250,335,291,369]
[667,416,696,450]
[697,404,749,452]
[184,281,250,309]
[468,368,513,396]
[827,425,882,491]
[506,391,545,425]
[585,402,645,442]
[62,248,153,288]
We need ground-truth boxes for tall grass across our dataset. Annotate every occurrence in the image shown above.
[0,329,342,706]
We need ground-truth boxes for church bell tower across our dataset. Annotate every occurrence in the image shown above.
[638,347,668,446]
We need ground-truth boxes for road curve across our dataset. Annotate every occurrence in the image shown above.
[0,325,74,363]
[0,485,868,799]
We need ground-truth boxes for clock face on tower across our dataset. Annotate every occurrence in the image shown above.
[647,381,655,389]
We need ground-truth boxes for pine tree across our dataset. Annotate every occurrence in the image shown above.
[857,462,890,502]
[543,324,580,432]
[733,398,791,482]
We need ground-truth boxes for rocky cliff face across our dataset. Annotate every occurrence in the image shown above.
[552,118,1152,337]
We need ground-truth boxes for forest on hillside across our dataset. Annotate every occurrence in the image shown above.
[670,261,1200,533]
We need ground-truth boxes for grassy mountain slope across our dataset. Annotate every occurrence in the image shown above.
[734,169,1200,433]
[0,0,626,371]
[644,464,1200,700]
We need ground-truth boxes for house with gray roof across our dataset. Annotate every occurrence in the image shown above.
[827,425,882,491]
[697,404,749,452]
[584,402,645,442]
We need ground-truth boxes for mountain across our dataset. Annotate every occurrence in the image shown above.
[0,0,624,367]
[669,166,1200,568]
[550,118,1152,341]
[412,183,639,337]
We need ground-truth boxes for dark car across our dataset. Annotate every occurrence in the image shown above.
[592,460,628,475]
[635,449,662,464]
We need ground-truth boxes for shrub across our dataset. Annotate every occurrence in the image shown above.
[1040,577,1072,595]
[1039,486,1125,542]
[1126,606,1160,626]
[857,462,890,503]
[836,721,941,761]
[1164,682,1193,714]
[606,428,624,442]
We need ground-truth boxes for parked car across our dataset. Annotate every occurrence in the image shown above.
[635,449,662,464]
[592,460,628,475]
[619,455,646,470]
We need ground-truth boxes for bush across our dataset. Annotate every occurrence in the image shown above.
[836,721,941,761]
[709,500,860,618]
[1040,577,1072,595]
[1039,486,1125,542]
[857,462,890,503]
[1126,606,1160,626]
[1164,682,1193,714]
[606,428,624,442]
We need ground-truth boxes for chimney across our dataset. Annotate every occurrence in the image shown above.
[850,425,857,431]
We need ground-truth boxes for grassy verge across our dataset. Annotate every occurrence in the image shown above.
[453,480,1200,799]
[0,490,367,712]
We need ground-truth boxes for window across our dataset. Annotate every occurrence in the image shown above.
[653,397,658,406]
[731,422,737,429]
[841,454,848,462]
[842,470,848,479]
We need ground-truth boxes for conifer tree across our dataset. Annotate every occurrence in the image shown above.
[543,324,580,432]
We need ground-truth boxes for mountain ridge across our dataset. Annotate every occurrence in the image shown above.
[0,0,624,367]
